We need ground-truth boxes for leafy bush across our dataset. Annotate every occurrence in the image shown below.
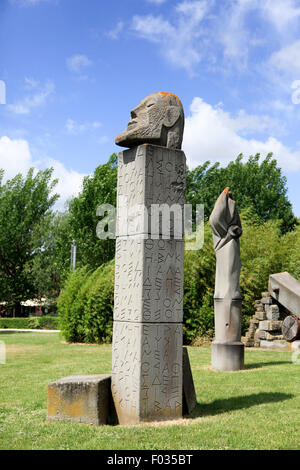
[57,267,91,342]
[0,316,59,330]
[0,318,29,329]
[183,224,215,343]
[58,262,114,343]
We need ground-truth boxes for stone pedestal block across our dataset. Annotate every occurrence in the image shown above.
[47,375,114,425]
[211,342,244,371]
[112,322,182,425]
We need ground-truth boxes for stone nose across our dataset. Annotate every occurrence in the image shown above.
[130,108,137,119]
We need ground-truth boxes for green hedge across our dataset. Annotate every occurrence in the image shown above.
[0,316,60,330]
[57,262,114,343]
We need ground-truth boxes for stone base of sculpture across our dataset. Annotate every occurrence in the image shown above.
[212,298,244,371]
[47,375,117,425]
[211,342,244,371]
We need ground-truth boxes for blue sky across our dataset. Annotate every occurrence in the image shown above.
[1,0,300,216]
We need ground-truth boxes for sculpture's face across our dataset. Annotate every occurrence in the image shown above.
[115,92,184,149]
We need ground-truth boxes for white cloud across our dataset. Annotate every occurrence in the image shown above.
[0,137,32,178]
[183,97,300,171]
[65,119,102,135]
[8,80,55,115]
[259,0,300,32]
[130,0,300,75]
[66,54,92,74]
[269,40,300,74]
[46,158,86,210]
[0,136,86,211]
[24,77,39,88]
[107,21,124,40]
[132,1,208,75]
[217,0,300,70]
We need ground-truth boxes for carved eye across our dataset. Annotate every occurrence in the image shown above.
[147,103,155,107]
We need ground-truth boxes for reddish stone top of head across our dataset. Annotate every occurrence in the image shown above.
[159,91,181,103]
[224,187,230,195]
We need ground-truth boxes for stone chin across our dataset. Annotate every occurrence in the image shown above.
[115,125,162,148]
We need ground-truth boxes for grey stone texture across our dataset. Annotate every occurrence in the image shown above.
[211,342,244,371]
[209,188,242,301]
[262,296,273,305]
[182,347,197,415]
[116,144,186,238]
[259,320,282,331]
[114,238,184,323]
[242,290,290,349]
[112,322,182,424]
[112,142,186,424]
[209,188,244,370]
[47,375,114,425]
[214,299,242,343]
[269,272,300,319]
[265,304,280,321]
[258,330,283,341]
[115,92,185,150]
[255,310,266,321]
[260,340,290,350]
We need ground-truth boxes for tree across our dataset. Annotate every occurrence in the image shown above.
[186,153,297,233]
[0,168,58,310]
[67,153,117,270]
[28,211,72,301]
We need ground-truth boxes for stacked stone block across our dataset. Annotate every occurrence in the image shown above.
[242,292,287,348]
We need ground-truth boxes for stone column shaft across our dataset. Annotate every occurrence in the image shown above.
[112,144,186,424]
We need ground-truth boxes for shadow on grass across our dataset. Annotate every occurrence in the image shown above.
[245,361,291,369]
[189,392,294,418]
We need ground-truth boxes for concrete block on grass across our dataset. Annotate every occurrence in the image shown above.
[47,374,116,425]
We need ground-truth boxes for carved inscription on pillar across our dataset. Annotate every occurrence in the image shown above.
[114,239,184,323]
[116,144,186,237]
[112,144,186,424]
[112,322,182,424]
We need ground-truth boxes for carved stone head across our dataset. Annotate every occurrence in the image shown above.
[115,92,184,149]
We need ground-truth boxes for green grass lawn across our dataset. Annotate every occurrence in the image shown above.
[0,332,299,450]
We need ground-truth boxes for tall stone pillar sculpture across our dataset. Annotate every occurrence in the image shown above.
[112,92,186,424]
[209,188,244,371]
